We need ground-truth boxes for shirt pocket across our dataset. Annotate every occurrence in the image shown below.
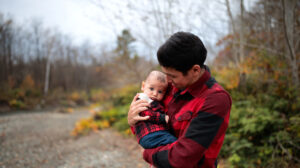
[176,111,193,121]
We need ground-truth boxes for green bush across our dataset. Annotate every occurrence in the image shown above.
[73,85,139,136]
[220,91,300,168]
[110,84,139,106]
[97,105,129,125]
[9,99,27,109]
[113,117,130,132]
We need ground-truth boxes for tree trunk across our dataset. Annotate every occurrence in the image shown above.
[282,0,299,89]
[225,0,239,67]
[239,0,245,63]
[44,59,50,96]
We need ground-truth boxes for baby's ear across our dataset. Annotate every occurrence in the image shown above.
[141,81,145,91]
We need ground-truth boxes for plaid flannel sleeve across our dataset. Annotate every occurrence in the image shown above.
[141,110,166,124]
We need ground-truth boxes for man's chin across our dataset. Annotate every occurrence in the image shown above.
[172,83,181,89]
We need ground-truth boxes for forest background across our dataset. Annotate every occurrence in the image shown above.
[0,0,299,167]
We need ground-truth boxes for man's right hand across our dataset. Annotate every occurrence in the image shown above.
[127,94,150,126]
[165,115,169,123]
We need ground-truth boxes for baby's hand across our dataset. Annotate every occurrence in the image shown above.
[165,115,169,123]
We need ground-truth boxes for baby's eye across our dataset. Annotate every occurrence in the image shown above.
[158,91,163,94]
[150,87,154,91]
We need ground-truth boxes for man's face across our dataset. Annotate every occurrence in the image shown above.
[161,66,195,90]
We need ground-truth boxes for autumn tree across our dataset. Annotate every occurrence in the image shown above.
[104,29,154,88]
[215,1,300,167]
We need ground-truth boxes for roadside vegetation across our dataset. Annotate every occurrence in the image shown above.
[1,0,299,167]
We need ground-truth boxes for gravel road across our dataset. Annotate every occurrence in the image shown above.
[0,109,148,168]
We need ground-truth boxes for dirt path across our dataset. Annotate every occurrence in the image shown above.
[0,109,148,168]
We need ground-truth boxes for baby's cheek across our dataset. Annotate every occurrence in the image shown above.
[158,95,164,101]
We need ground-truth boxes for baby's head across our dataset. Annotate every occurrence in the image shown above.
[141,71,168,101]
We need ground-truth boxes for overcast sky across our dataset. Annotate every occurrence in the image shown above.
[0,0,256,60]
[0,0,111,45]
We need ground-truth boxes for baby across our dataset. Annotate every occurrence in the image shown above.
[132,70,177,149]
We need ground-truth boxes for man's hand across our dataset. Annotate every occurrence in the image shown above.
[165,115,169,123]
[127,94,150,126]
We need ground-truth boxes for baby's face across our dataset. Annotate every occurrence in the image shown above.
[142,78,167,101]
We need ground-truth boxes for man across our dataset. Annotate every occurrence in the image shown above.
[128,32,232,168]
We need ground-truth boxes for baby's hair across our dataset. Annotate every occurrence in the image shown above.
[146,71,166,83]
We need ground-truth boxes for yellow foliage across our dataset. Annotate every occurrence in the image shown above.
[9,99,26,109]
[98,120,110,129]
[71,118,96,136]
[21,74,35,89]
[67,108,74,113]
[110,117,116,122]
[216,65,240,90]
[124,128,133,136]
[69,92,80,102]
[9,99,17,106]
[71,117,112,136]
[17,90,25,98]
[214,51,274,90]
[91,122,98,131]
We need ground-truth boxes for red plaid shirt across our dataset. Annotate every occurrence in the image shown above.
[132,101,167,143]
[143,68,232,168]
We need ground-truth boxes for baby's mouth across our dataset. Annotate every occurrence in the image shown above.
[151,97,157,101]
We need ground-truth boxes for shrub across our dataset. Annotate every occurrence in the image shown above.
[110,84,140,106]
[71,118,98,136]
[9,99,27,109]
[68,91,88,105]
[220,92,300,168]
[72,85,137,136]
[90,88,110,102]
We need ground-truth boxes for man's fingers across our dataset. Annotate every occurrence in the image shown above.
[135,99,149,105]
[135,116,150,121]
[135,107,148,114]
[128,115,149,126]
[130,99,148,109]
[131,102,148,114]
[128,94,149,126]
[133,94,139,101]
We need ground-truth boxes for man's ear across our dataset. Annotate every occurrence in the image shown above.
[192,65,201,74]
[141,81,145,91]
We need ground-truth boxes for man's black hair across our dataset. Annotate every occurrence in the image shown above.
[157,32,207,75]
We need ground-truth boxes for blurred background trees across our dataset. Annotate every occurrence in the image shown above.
[0,0,299,167]
[214,0,300,167]
[0,13,154,109]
